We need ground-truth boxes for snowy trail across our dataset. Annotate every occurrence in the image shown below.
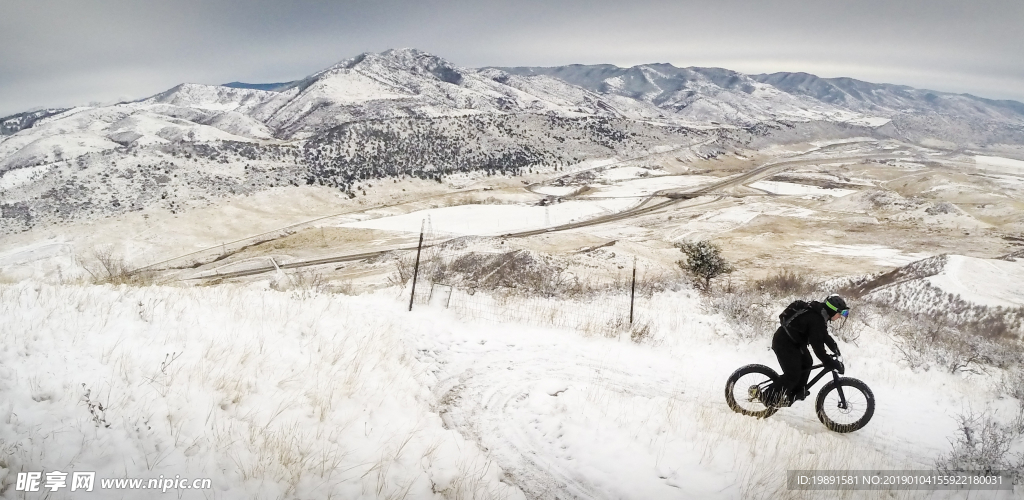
[401,295,996,500]
[414,326,730,499]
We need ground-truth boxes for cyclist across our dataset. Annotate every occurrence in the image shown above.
[760,295,849,408]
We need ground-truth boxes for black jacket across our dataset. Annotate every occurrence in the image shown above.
[781,301,840,362]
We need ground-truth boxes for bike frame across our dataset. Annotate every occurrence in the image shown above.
[754,362,847,408]
[804,363,848,409]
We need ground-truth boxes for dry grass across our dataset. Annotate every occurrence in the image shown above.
[0,283,516,499]
[754,269,819,297]
[82,248,156,286]
[629,321,654,344]
[689,401,921,500]
[434,458,511,500]
[428,249,584,298]
[270,269,331,298]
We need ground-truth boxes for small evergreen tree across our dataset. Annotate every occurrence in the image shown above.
[676,240,734,291]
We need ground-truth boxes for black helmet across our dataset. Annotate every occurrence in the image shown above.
[824,295,849,318]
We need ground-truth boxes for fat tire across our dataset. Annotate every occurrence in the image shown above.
[815,377,875,433]
[725,364,780,419]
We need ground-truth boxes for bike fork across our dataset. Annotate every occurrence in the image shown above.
[832,371,849,410]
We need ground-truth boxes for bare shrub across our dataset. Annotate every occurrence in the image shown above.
[633,271,683,297]
[703,289,773,340]
[83,248,155,286]
[694,266,838,341]
[329,281,356,295]
[855,287,1024,374]
[754,269,818,297]
[830,316,864,344]
[386,254,415,288]
[966,313,1019,340]
[431,250,582,298]
[629,321,654,344]
[885,313,1022,374]
[936,409,1024,483]
[81,384,111,429]
[271,270,329,299]
[1001,369,1024,401]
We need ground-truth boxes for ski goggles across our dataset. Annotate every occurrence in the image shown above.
[825,299,849,318]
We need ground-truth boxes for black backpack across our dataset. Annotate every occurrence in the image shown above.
[779,300,813,332]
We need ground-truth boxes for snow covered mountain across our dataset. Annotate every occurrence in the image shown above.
[496,64,887,127]
[131,49,651,141]
[1,48,1023,234]
[4,48,1023,161]
[500,63,1024,144]
[753,72,1024,120]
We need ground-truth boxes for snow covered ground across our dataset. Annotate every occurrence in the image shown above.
[796,242,933,267]
[581,175,717,198]
[671,202,819,239]
[595,166,661,181]
[532,186,580,197]
[0,281,1017,499]
[976,156,1024,175]
[338,199,637,236]
[749,180,858,198]
[925,255,1024,308]
[0,284,520,499]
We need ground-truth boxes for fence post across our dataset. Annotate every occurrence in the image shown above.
[630,257,637,325]
[409,221,425,312]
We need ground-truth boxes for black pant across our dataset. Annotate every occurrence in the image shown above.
[769,328,812,402]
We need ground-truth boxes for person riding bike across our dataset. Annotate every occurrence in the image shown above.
[760,295,849,408]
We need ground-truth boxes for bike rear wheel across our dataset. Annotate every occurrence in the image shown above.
[725,364,780,419]
[815,377,874,433]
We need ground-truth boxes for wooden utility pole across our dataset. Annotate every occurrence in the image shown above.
[409,220,425,311]
[630,257,637,325]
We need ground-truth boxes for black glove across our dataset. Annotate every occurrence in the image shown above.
[825,357,844,374]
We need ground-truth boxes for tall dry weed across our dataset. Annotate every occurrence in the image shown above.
[83,248,155,286]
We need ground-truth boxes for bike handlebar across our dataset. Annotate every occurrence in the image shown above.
[808,354,845,374]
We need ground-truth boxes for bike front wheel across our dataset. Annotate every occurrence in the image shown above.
[815,377,875,433]
[725,364,780,419]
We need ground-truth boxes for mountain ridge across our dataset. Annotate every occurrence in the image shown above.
[4,48,1023,140]
[2,48,1023,234]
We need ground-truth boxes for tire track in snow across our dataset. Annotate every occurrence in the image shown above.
[418,337,696,500]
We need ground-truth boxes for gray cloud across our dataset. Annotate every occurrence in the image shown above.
[2,0,1022,116]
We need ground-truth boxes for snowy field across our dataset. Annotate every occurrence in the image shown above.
[925,255,1024,308]
[581,175,717,198]
[670,203,819,240]
[976,156,1024,175]
[749,180,858,198]
[532,186,580,197]
[0,281,1017,499]
[796,242,933,267]
[338,199,637,236]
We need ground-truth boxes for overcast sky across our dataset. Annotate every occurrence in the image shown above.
[2,0,1021,116]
